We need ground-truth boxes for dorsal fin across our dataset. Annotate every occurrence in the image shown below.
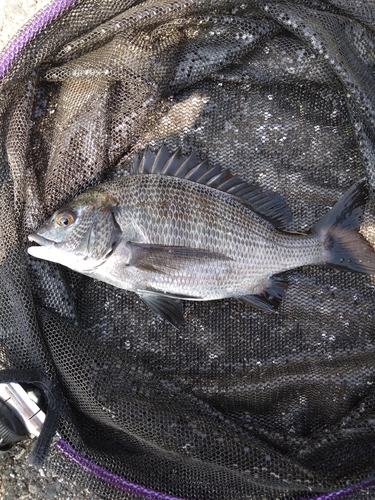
[131,145,292,228]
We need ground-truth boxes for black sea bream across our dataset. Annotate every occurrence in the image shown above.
[28,146,375,327]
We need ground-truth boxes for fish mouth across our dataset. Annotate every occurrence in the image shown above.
[28,233,55,248]
[27,233,63,262]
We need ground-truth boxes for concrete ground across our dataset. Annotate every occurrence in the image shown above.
[0,0,51,50]
[1,439,96,499]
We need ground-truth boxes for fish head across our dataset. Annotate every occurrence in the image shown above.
[28,191,122,273]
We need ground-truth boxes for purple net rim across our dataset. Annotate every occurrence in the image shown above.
[56,438,375,500]
[0,0,78,80]
[55,439,188,500]
[298,479,375,500]
[2,0,374,497]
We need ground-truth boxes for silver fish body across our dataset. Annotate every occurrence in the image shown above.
[28,146,375,326]
[91,174,320,298]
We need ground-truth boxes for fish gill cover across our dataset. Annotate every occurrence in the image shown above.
[0,0,375,499]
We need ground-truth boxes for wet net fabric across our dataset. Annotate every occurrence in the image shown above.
[1,1,375,498]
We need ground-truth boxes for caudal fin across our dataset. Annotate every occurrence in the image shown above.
[314,179,375,274]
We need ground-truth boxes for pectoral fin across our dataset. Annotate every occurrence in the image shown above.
[238,279,288,313]
[137,292,184,328]
[127,242,231,274]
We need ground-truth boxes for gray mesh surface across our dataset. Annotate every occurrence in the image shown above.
[0,1,375,499]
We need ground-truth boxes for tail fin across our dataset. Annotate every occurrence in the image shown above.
[314,179,375,274]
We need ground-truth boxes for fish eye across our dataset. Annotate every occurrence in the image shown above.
[56,210,75,227]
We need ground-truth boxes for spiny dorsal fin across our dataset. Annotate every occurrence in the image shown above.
[131,145,292,228]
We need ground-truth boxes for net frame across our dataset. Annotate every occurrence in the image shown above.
[0,1,375,499]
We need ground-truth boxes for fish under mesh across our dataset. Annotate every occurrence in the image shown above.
[0,0,375,499]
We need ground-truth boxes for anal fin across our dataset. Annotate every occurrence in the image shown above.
[137,292,184,329]
[238,279,288,313]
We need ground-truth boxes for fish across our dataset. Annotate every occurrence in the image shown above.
[28,145,375,328]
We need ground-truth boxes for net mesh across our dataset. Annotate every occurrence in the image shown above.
[1,0,375,498]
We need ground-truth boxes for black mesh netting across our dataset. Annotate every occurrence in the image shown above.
[1,0,375,499]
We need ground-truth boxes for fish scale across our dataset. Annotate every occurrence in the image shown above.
[28,146,375,327]
[99,174,320,298]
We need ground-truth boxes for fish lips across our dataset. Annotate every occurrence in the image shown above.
[28,233,55,248]
[27,233,60,261]
[27,232,100,271]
